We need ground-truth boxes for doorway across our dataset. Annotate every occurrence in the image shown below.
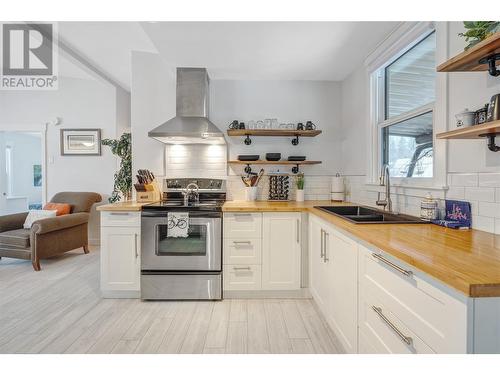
[0,131,45,215]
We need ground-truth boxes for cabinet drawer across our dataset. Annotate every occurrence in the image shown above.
[223,264,261,291]
[224,213,262,238]
[359,246,467,353]
[359,294,434,354]
[224,238,262,265]
[101,211,141,227]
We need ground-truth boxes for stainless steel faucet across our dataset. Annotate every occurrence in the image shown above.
[183,183,200,205]
[376,165,392,212]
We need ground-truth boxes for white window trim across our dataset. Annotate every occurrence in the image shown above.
[365,21,448,192]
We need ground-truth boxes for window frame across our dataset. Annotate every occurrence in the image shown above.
[367,22,447,191]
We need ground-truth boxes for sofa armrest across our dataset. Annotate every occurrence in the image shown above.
[0,212,28,233]
[31,212,90,235]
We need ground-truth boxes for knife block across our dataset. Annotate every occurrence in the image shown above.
[136,181,162,202]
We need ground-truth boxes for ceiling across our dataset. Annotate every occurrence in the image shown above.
[58,22,400,91]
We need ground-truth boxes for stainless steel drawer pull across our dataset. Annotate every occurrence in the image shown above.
[320,229,325,259]
[134,234,138,258]
[233,240,252,245]
[372,253,413,277]
[372,306,413,346]
[233,266,251,271]
[109,212,130,216]
[323,231,329,263]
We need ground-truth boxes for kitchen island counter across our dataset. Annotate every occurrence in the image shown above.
[223,200,500,297]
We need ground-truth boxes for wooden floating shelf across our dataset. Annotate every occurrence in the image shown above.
[228,160,322,165]
[437,32,500,73]
[227,129,322,137]
[436,120,500,140]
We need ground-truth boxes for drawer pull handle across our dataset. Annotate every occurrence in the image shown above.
[233,266,251,271]
[372,306,413,346]
[134,233,139,258]
[372,253,412,277]
[109,212,130,216]
[233,240,251,245]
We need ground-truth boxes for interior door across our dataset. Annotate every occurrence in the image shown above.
[0,131,43,215]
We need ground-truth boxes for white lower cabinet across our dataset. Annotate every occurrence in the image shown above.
[308,212,473,354]
[309,215,358,353]
[223,212,301,292]
[100,212,141,298]
[262,212,301,290]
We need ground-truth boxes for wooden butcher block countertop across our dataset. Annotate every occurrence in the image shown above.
[223,200,500,298]
[97,201,157,211]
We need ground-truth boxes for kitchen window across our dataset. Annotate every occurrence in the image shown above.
[375,31,436,179]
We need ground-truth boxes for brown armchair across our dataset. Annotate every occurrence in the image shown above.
[0,192,102,271]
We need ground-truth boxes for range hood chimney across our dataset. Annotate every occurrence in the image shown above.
[148,67,225,145]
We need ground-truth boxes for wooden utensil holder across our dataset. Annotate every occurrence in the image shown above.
[136,181,162,202]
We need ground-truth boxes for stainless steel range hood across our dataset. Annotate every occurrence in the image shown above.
[148,68,225,145]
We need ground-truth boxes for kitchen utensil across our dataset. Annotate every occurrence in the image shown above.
[487,94,500,122]
[305,121,316,130]
[288,156,306,161]
[255,169,264,186]
[134,183,146,192]
[296,122,304,130]
[238,155,260,161]
[455,108,475,128]
[266,153,281,161]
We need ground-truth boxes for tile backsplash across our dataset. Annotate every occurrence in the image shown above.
[228,171,500,234]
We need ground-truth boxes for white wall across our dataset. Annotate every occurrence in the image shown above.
[131,51,176,180]
[339,21,500,234]
[211,80,342,200]
[0,58,131,242]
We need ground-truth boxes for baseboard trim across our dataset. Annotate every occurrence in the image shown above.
[101,290,140,299]
[224,288,311,299]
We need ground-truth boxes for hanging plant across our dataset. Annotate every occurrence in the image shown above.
[459,21,500,50]
[101,132,132,203]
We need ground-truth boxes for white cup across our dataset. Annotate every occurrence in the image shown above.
[296,189,305,202]
[245,186,258,201]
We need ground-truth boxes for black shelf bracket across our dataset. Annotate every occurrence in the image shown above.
[291,164,300,174]
[480,133,500,152]
[244,164,253,174]
[479,53,500,77]
[244,135,252,145]
[291,135,299,146]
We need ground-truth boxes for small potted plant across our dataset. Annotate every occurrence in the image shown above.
[296,173,305,202]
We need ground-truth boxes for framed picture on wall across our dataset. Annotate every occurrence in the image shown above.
[60,129,101,156]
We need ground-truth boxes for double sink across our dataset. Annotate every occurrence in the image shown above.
[314,205,426,224]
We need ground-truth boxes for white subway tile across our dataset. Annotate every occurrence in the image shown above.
[446,186,465,200]
[478,202,500,218]
[464,187,495,202]
[472,215,495,233]
[495,219,500,235]
[478,173,500,187]
[449,173,478,187]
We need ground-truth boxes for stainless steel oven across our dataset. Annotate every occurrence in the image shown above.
[140,177,225,300]
[141,211,221,271]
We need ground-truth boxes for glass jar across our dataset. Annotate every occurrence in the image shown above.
[420,192,438,221]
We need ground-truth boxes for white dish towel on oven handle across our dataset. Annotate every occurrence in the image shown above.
[167,212,189,238]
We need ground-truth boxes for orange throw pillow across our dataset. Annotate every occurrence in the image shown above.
[43,203,71,216]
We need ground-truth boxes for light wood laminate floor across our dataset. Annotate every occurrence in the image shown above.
[0,247,343,354]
